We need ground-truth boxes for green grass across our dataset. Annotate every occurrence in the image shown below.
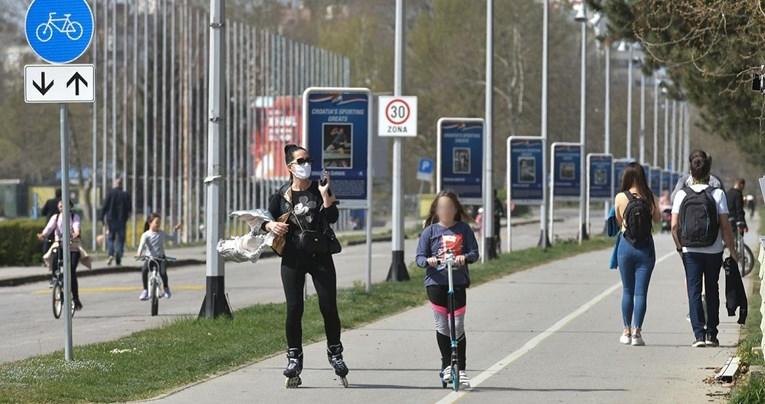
[730,209,765,403]
[0,237,612,403]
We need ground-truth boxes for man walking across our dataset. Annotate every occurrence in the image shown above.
[101,177,131,265]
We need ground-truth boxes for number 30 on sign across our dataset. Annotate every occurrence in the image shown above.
[378,96,417,137]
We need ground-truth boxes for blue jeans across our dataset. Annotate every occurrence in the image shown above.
[682,252,723,340]
[107,224,126,264]
[617,235,655,328]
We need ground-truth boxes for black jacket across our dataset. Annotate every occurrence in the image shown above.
[726,188,747,228]
[723,257,747,325]
[101,187,131,227]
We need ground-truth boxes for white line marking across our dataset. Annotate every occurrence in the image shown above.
[436,250,677,403]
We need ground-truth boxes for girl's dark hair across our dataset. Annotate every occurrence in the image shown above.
[424,190,470,228]
[688,149,711,181]
[144,212,161,232]
[620,162,655,211]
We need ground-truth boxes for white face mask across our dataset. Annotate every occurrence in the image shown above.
[292,162,311,180]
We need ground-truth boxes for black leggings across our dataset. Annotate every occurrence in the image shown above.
[427,285,467,370]
[281,252,342,349]
[51,249,80,301]
[141,261,169,290]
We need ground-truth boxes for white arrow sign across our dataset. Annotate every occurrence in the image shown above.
[378,95,417,137]
[24,64,94,103]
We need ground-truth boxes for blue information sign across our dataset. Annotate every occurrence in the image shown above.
[661,170,672,194]
[508,137,544,205]
[25,0,94,64]
[303,89,371,206]
[587,154,613,201]
[612,159,634,196]
[437,118,484,204]
[649,167,661,196]
[552,143,582,200]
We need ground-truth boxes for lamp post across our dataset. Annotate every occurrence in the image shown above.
[575,4,587,243]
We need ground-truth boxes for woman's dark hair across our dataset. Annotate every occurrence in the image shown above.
[284,144,308,181]
[424,190,470,228]
[620,162,655,211]
[144,212,161,232]
[688,149,711,181]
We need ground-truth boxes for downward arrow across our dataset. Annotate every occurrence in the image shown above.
[66,72,88,96]
[33,72,54,95]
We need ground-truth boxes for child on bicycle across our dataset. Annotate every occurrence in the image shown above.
[136,213,181,300]
[415,190,479,389]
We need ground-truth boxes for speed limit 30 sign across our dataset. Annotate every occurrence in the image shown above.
[378,95,417,137]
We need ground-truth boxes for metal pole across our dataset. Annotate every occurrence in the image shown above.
[161,0,167,227]
[170,1,176,232]
[102,0,108,225]
[200,0,232,318]
[626,44,633,159]
[91,0,98,251]
[671,100,677,171]
[653,76,659,167]
[386,0,409,280]
[152,0,159,212]
[603,40,611,229]
[640,70,645,164]
[539,0,550,248]
[112,0,117,182]
[132,1,138,247]
[123,1,129,213]
[143,0,149,222]
[483,0,496,259]
[683,103,691,172]
[578,11,587,243]
[663,96,669,169]
[60,104,73,361]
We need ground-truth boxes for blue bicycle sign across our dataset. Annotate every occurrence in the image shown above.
[36,12,84,42]
[25,0,93,64]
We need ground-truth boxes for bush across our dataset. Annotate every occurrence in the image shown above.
[0,218,45,266]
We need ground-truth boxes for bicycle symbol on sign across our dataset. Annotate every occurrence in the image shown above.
[35,12,84,42]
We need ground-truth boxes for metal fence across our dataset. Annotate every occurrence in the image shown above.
[87,0,350,249]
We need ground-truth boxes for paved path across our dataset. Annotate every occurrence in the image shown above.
[0,213,579,363]
[152,220,759,404]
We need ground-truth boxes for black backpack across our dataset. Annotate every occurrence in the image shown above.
[678,185,719,247]
[623,192,653,244]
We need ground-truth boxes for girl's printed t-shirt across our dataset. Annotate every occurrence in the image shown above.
[416,221,480,287]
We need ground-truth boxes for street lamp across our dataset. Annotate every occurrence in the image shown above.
[576,3,587,243]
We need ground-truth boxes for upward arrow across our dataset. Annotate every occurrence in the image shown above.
[66,72,88,96]
[32,72,54,95]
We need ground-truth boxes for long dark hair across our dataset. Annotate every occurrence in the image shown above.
[144,212,161,232]
[424,190,470,228]
[620,162,655,211]
[689,149,711,182]
[284,144,308,182]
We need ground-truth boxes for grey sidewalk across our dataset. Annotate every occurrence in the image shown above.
[151,227,758,404]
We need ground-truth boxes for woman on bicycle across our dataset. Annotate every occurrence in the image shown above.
[416,190,479,389]
[37,200,83,311]
[261,144,348,387]
[136,213,181,300]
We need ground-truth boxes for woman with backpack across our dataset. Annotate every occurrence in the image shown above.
[671,150,737,348]
[614,163,660,346]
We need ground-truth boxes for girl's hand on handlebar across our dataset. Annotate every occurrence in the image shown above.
[455,255,466,266]
[426,257,439,267]
[266,221,289,237]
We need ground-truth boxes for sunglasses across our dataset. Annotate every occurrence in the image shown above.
[290,158,312,165]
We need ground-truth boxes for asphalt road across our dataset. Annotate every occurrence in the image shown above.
[152,220,759,404]
[1,211,580,363]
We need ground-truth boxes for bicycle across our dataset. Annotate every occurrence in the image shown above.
[36,12,84,43]
[135,255,175,316]
[731,220,754,277]
[51,246,75,320]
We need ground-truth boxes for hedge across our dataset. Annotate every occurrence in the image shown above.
[0,218,45,266]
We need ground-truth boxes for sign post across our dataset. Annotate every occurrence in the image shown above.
[506,136,544,252]
[304,87,374,291]
[416,158,433,193]
[549,143,582,243]
[378,96,417,138]
[24,0,95,362]
[586,153,613,235]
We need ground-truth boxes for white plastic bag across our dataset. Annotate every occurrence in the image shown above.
[216,209,275,263]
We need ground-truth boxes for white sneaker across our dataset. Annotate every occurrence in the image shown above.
[619,334,631,344]
[163,288,172,299]
[631,335,645,346]
[458,370,471,388]
[442,365,452,383]
[107,256,114,266]
[138,290,149,301]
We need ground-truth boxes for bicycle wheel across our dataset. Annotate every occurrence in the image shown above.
[52,283,63,319]
[66,21,83,41]
[151,279,159,316]
[742,245,755,277]
[36,23,53,42]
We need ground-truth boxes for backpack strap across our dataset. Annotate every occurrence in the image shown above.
[623,191,636,202]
